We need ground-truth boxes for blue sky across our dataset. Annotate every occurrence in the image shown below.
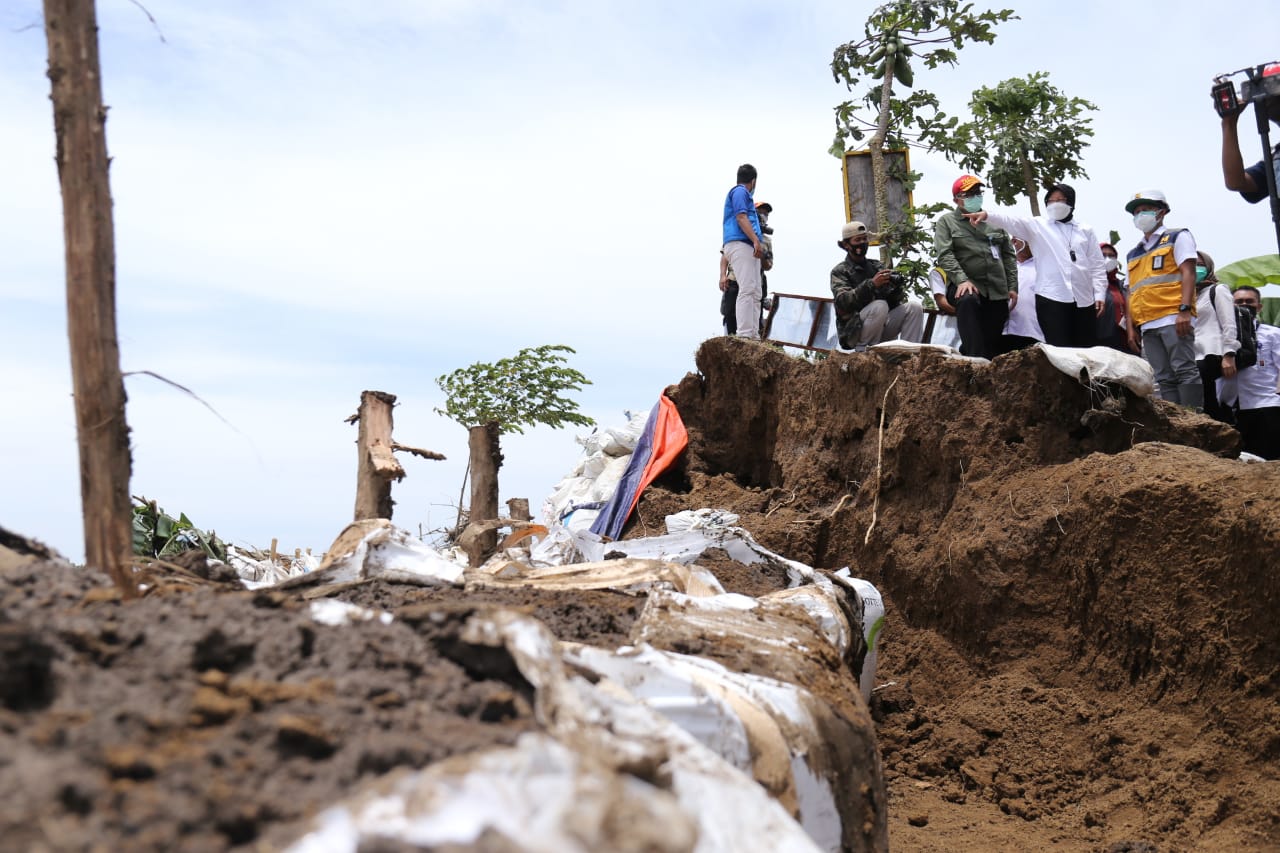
[2,1,1278,561]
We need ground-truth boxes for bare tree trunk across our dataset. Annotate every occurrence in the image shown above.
[44,0,135,596]
[465,422,502,566]
[352,390,403,521]
[870,71,895,266]
[1020,147,1041,216]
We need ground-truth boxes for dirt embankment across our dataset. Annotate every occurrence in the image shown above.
[3,337,1278,852]
[635,337,1280,851]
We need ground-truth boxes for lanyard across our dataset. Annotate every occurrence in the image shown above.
[1050,219,1078,263]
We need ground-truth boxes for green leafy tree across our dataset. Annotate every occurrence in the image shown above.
[435,345,594,562]
[959,72,1097,216]
[830,1,1016,290]
[435,344,595,434]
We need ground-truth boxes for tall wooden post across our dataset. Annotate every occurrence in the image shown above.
[466,422,502,566]
[352,391,403,520]
[44,0,135,596]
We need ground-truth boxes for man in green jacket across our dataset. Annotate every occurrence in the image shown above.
[933,175,1019,358]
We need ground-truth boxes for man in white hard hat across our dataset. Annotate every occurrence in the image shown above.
[1124,190,1201,408]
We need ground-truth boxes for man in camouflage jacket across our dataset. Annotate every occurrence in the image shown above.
[830,221,923,349]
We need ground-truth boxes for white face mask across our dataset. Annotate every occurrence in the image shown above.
[1133,211,1160,233]
[1104,257,1119,272]
[1045,201,1071,221]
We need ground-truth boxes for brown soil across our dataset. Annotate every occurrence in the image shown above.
[4,336,1279,852]
[646,338,1280,851]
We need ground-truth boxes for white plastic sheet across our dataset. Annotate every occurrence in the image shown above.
[287,611,829,853]
[539,411,649,533]
[272,519,466,590]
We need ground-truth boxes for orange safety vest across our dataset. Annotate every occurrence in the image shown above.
[1126,228,1192,327]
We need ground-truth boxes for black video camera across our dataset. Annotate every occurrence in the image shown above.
[1212,62,1280,117]
[886,271,905,286]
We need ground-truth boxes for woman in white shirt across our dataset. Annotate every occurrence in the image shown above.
[967,183,1108,348]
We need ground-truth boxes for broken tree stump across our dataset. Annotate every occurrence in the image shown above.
[352,391,404,521]
[348,391,445,522]
[464,422,503,567]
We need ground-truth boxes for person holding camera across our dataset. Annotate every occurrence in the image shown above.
[830,221,924,349]
[1218,69,1280,206]
[932,175,1019,359]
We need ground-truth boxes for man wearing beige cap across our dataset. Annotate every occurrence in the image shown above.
[1124,189,1201,408]
[830,221,923,349]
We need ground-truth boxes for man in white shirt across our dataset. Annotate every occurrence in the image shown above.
[963,183,1107,348]
[1219,286,1280,459]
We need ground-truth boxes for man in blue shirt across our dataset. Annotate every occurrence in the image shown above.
[722,164,767,339]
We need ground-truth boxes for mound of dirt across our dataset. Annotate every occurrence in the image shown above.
[637,338,1280,851]
[4,338,1277,852]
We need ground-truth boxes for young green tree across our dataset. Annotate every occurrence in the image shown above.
[435,344,594,564]
[830,1,1015,283]
[960,72,1097,216]
[436,344,595,436]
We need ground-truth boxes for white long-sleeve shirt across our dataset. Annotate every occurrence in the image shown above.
[983,210,1107,308]
[1194,283,1241,359]
[1218,321,1280,410]
[1004,258,1044,341]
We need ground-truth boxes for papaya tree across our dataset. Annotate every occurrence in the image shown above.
[435,344,594,564]
[831,1,1016,281]
[959,72,1097,215]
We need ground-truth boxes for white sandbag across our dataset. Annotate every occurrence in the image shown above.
[1038,342,1155,397]
[830,570,886,703]
[467,557,726,598]
[287,734,701,853]
[271,519,466,590]
[308,600,393,627]
[286,609,834,853]
[665,508,741,533]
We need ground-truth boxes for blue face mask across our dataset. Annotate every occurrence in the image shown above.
[962,195,983,213]
[1195,265,1208,283]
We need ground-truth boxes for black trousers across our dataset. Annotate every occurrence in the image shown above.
[1198,357,1233,424]
[1237,406,1280,460]
[1036,295,1096,348]
[951,290,1009,359]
